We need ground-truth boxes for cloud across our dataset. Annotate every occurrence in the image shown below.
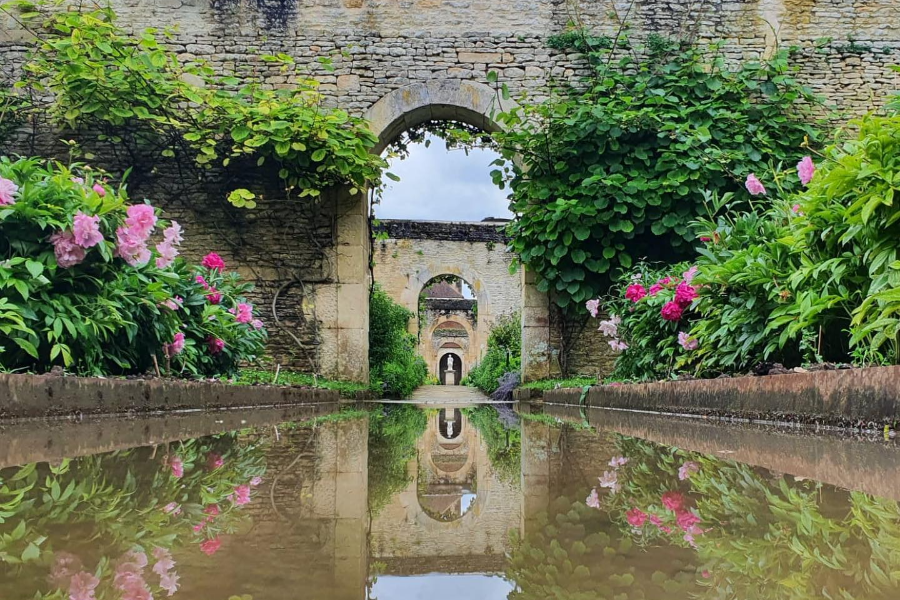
[374,134,513,222]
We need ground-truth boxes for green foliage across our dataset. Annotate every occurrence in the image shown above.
[519,376,597,391]
[367,405,427,514]
[0,157,265,377]
[232,368,372,398]
[462,405,521,483]
[369,286,427,398]
[8,1,385,201]
[493,39,820,309]
[464,312,521,394]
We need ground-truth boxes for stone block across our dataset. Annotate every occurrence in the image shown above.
[457,51,503,63]
[337,74,361,91]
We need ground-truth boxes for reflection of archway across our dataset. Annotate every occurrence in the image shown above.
[439,352,462,386]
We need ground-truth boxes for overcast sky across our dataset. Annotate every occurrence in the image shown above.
[374,134,514,222]
[371,574,514,599]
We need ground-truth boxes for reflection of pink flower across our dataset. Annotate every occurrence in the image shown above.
[204,504,221,517]
[649,514,662,526]
[192,523,205,533]
[702,570,711,579]
[678,461,700,480]
[50,552,84,587]
[199,537,222,556]
[169,457,184,478]
[585,298,600,318]
[586,488,600,509]
[207,453,224,470]
[159,571,180,596]
[608,456,629,468]
[676,510,701,531]
[233,484,251,505]
[745,173,767,196]
[626,508,647,527]
[72,212,104,248]
[69,571,100,600]
[152,547,175,577]
[598,470,619,493]
[162,502,181,516]
[625,284,647,302]
[201,252,226,270]
[250,476,263,486]
[661,301,683,322]
[662,491,685,511]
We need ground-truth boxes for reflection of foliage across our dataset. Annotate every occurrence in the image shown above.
[463,405,521,484]
[367,405,427,514]
[0,432,268,599]
[506,495,699,599]
[601,435,900,599]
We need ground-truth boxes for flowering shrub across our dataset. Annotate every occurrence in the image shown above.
[0,157,265,377]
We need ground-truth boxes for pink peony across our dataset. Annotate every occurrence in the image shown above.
[0,176,18,205]
[658,276,673,286]
[661,491,685,511]
[207,336,225,355]
[626,508,647,527]
[49,552,84,587]
[598,315,620,337]
[699,236,712,242]
[50,230,86,268]
[163,221,183,245]
[250,476,263,487]
[625,283,647,302]
[678,331,698,351]
[201,252,226,270]
[648,283,663,296]
[159,571,180,597]
[169,456,184,478]
[702,570,711,579]
[232,484,251,505]
[116,227,150,267]
[586,488,600,508]
[233,302,253,324]
[207,453,224,470]
[674,281,698,307]
[192,522,205,533]
[72,212,104,248]
[649,514,662,526]
[69,571,100,600]
[164,332,185,358]
[162,502,181,516]
[608,339,629,352]
[792,203,804,216]
[206,289,222,304]
[71,177,84,184]
[199,537,222,556]
[92,183,106,197]
[678,461,701,481]
[124,204,156,238]
[585,298,600,318]
[682,265,699,284]
[661,301,683,322]
[251,319,264,330]
[797,156,816,186]
[155,240,179,270]
[745,173,767,196]
[195,275,208,288]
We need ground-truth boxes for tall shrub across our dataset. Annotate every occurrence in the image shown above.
[368,286,427,398]
[464,311,521,394]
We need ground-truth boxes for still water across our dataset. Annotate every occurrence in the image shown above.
[2,401,900,599]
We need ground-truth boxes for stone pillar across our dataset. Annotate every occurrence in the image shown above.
[520,411,552,536]
[520,268,551,382]
[317,189,370,383]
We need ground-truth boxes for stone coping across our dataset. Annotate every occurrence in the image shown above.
[0,373,340,420]
[515,365,900,424]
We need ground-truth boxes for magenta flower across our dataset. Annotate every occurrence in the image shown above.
[585,298,600,318]
[0,176,18,205]
[155,240,179,269]
[251,319,264,330]
[626,508,647,527]
[49,230,86,268]
[661,301,683,322]
[68,571,100,600]
[648,283,663,296]
[649,514,662,526]
[195,275,208,288]
[586,488,600,508]
[169,456,184,478]
[201,252,226,270]
[192,522,205,533]
[674,281,698,307]
[797,156,816,186]
[206,289,222,304]
[233,302,253,324]
[699,236,712,242]
[678,461,701,480]
[676,509,701,532]
[164,332,185,358]
[625,283,647,302]
[657,276,672,286]
[199,537,222,556]
[72,212,104,248]
[232,484,251,505]
[207,336,225,355]
[661,491,685,511]
[92,183,107,197]
[745,173,767,196]
[207,453,224,470]
[678,331,698,351]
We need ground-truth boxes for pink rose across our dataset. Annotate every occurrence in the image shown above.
[661,301,683,322]
[72,211,104,248]
[745,173,767,196]
[201,252,226,270]
[0,176,19,205]
[625,283,647,302]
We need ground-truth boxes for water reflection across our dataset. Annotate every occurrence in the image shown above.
[1,402,900,599]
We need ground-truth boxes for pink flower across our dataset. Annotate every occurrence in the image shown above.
[207,336,225,355]
[586,488,600,508]
[233,302,253,324]
[72,212,104,248]
[162,502,181,516]
[119,551,148,570]
[163,221,183,245]
[71,177,84,184]
[195,275,208,288]
[658,277,673,286]
[0,176,18,205]
[232,484,251,505]
[702,570,711,579]
[608,339,628,352]
[648,283,663,296]
[682,265,699,284]
[124,204,157,238]
[251,319,264,330]
[151,547,175,577]
[678,331,698,351]
[164,332,185,358]
[585,298,600,318]
[115,227,150,267]
[598,470,620,493]
[626,508,647,527]
[206,289,222,304]
[745,173,767,196]
[661,301,683,322]
[201,252,226,270]
[797,156,816,186]
[676,509,701,531]
[159,571,180,596]
[68,571,100,600]
[155,240,179,269]
[192,522,205,533]
[649,514,662,526]
[207,453,224,470]
[92,183,107,197]
[204,504,221,517]
[250,476,263,486]
[674,281,698,307]
[49,230,86,268]
[609,456,629,468]
[662,491,685,511]
[598,315,620,337]
[699,236,712,242]
[679,461,701,480]
[792,203,804,216]
[169,456,184,478]
[50,552,84,587]
[199,537,222,556]
[625,283,647,302]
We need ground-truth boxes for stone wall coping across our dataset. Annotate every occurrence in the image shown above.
[0,373,340,420]
[518,365,900,424]
[374,219,509,243]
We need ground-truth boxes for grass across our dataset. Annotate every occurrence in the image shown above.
[519,376,598,391]
[229,368,375,398]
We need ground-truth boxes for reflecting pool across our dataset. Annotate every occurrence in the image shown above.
[2,401,900,599]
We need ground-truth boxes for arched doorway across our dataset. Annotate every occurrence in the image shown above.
[439,352,462,386]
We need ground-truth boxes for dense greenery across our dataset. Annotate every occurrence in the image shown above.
[4,0,386,205]
[463,311,521,394]
[493,37,819,310]
[232,368,372,398]
[519,376,597,391]
[0,157,265,377]
[367,404,427,514]
[369,286,427,398]
[462,405,521,483]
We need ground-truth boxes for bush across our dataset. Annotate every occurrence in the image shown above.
[464,311,521,394]
[368,286,427,398]
[0,157,266,377]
